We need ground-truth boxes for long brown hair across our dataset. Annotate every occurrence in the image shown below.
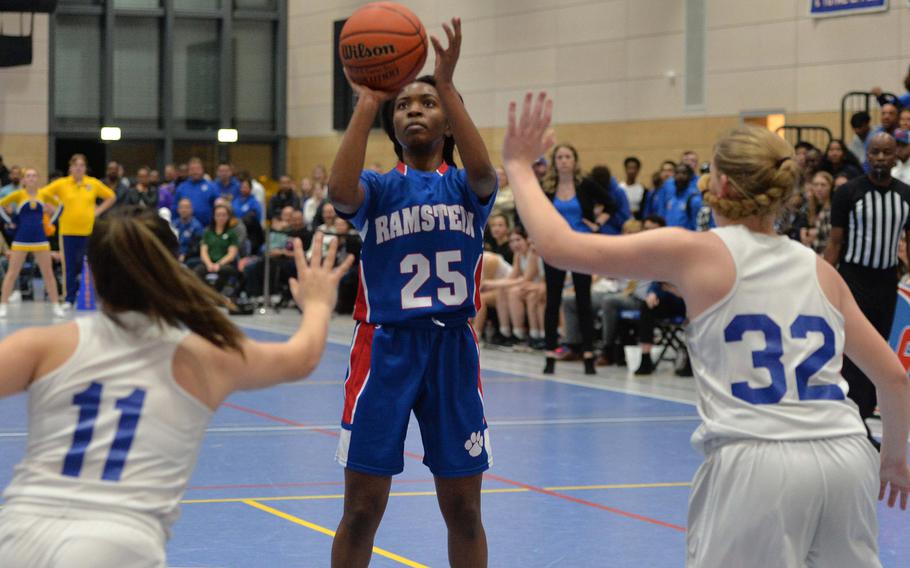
[543,143,583,194]
[88,209,244,353]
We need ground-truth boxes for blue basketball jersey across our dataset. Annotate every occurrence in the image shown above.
[340,163,496,325]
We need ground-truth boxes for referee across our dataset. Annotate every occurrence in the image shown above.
[825,132,910,449]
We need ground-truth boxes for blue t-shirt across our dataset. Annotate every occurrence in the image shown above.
[338,163,496,325]
[214,177,241,200]
[554,195,591,234]
[232,194,263,222]
[173,216,205,257]
[173,179,218,226]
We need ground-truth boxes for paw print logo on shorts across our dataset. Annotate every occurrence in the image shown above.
[464,431,484,458]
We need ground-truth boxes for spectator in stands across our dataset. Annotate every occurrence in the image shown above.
[891,129,910,185]
[482,226,544,349]
[271,205,294,232]
[303,180,329,229]
[820,139,863,180]
[173,157,217,226]
[243,171,267,213]
[541,143,609,375]
[243,207,295,302]
[195,203,241,298]
[309,202,337,243]
[214,162,240,200]
[492,166,516,223]
[681,150,699,173]
[659,160,676,183]
[332,216,363,314]
[484,213,513,263]
[872,68,910,108]
[176,163,189,185]
[900,108,910,131]
[0,165,21,198]
[105,161,130,203]
[639,171,663,219]
[268,175,302,221]
[694,174,716,232]
[148,169,161,188]
[233,176,265,255]
[619,156,645,217]
[300,177,315,201]
[794,141,816,172]
[800,171,834,254]
[173,198,204,268]
[123,166,159,209]
[656,163,701,230]
[865,102,901,168]
[589,165,631,235]
[214,198,249,259]
[311,164,328,193]
[532,156,547,183]
[849,111,872,163]
[0,156,8,187]
[157,164,177,211]
[41,154,116,308]
[474,251,512,344]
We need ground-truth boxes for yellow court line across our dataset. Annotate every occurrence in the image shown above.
[242,499,429,568]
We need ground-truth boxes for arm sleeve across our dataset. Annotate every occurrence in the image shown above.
[0,191,18,209]
[830,185,852,228]
[335,170,378,231]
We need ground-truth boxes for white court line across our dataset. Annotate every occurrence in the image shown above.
[0,415,699,439]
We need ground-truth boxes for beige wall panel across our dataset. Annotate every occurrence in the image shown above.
[436,0,496,22]
[555,82,626,123]
[796,13,900,65]
[456,54,498,94]
[0,134,48,179]
[707,68,797,116]
[458,18,496,57]
[461,92,498,130]
[299,43,333,77]
[902,8,910,58]
[797,59,903,112]
[556,40,627,84]
[494,48,557,90]
[556,1,626,44]
[0,103,49,136]
[627,0,684,36]
[0,68,48,105]
[706,0,797,28]
[291,73,333,106]
[493,0,589,18]
[493,9,559,52]
[625,33,684,80]
[623,78,684,121]
[707,21,797,73]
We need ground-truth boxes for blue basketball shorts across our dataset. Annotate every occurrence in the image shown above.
[335,321,492,477]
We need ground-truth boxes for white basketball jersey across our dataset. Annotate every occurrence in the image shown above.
[687,225,866,453]
[2,312,212,537]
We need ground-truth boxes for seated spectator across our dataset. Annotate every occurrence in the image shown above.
[157,164,178,211]
[483,213,513,263]
[820,139,863,180]
[148,169,161,188]
[589,165,631,235]
[233,176,265,254]
[122,166,159,209]
[332,216,362,314]
[474,251,512,344]
[0,165,21,198]
[214,162,240,200]
[173,158,217,226]
[306,202,339,259]
[800,171,834,254]
[268,175,301,221]
[848,111,872,163]
[655,163,700,230]
[195,203,241,298]
[619,156,645,218]
[243,210,295,302]
[775,187,808,241]
[892,129,910,185]
[491,166,516,224]
[532,156,547,183]
[271,205,294,233]
[302,178,328,230]
[481,226,544,349]
[173,198,204,268]
[214,198,249,259]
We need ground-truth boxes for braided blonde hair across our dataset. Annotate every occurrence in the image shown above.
[702,126,799,221]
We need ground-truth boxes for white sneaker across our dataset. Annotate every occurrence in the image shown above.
[0,304,8,318]
[53,304,66,318]
[62,302,73,312]
[9,291,21,304]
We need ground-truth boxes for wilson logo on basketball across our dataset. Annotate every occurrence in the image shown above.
[342,43,397,61]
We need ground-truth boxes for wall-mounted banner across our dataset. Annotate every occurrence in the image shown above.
[810,0,888,18]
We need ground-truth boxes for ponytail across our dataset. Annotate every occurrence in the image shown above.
[87,210,244,353]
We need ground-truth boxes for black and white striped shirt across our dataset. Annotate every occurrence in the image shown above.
[831,176,910,270]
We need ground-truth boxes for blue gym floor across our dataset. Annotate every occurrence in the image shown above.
[1,320,909,567]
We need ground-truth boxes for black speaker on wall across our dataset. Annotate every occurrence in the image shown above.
[0,0,56,68]
[332,18,380,132]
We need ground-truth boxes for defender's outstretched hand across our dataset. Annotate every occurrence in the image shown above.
[503,92,555,166]
[288,234,355,312]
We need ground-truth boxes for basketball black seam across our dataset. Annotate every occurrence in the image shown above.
[340,4,422,41]
[341,30,424,38]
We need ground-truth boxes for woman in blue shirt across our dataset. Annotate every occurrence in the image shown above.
[541,143,614,374]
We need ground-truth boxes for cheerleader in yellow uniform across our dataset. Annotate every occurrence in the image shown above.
[0,168,64,318]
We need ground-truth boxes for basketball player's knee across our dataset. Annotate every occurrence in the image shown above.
[440,496,483,535]
[341,497,386,537]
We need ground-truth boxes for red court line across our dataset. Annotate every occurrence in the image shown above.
[188,479,436,491]
[221,401,686,532]
[483,473,687,532]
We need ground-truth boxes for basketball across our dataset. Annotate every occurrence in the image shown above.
[339,2,428,93]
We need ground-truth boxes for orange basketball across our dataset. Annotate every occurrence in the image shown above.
[339,2,428,93]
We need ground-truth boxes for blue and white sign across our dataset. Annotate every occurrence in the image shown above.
[810,0,888,18]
